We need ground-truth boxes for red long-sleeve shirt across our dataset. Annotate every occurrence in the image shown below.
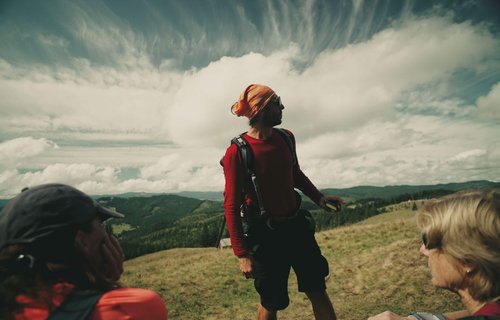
[222,129,324,257]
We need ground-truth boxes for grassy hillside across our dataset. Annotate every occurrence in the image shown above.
[121,210,463,320]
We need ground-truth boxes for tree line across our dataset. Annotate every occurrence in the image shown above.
[114,189,456,259]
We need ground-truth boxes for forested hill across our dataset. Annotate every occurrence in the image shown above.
[320,180,500,202]
[98,194,223,228]
[0,180,498,259]
[172,180,500,202]
[97,194,224,259]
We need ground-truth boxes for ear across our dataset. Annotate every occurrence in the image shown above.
[465,263,478,275]
[74,229,90,249]
[460,260,478,276]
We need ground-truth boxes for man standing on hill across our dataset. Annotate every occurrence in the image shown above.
[221,84,345,320]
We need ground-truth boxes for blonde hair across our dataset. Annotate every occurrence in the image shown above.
[417,189,500,303]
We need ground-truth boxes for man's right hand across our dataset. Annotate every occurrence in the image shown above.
[239,255,254,279]
[320,195,345,212]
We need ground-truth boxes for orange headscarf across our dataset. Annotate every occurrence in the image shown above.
[231,84,275,119]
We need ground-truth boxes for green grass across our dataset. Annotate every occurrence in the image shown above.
[121,211,462,320]
[111,223,134,235]
[359,209,416,225]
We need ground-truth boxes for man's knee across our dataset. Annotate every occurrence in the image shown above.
[258,304,278,320]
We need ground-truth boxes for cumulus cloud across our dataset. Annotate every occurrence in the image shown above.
[0,163,119,198]
[166,49,300,147]
[477,82,500,118]
[1,4,499,197]
[0,60,181,142]
[167,15,500,146]
[0,158,224,198]
[0,137,58,169]
[298,116,500,189]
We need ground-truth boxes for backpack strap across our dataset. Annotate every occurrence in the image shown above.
[274,128,298,166]
[231,133,266,216]
[231,134,254,178]
[230,129,297,217]
[48,289,103,320]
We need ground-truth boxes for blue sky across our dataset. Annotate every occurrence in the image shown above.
[0,0,499,197]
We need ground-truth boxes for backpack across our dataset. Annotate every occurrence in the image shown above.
[229,128,297,216]
[215,128,298,247]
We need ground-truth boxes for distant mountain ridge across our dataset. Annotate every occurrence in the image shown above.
[320,180,500,201]
[1,180,497,203]
[177,180,500,202]
[1,180,498,259]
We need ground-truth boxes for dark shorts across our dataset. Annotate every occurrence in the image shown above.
[248,210,330,311]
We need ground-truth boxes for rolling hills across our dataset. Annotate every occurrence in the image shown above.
[1,180,498,260]
[103,180,499,259]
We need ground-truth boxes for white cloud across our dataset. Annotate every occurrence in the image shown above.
[448,149,487,162]
[1,12,499,198]
[0,137,58,169]
[297,116,500,189]
[0,150,225,198]
[167,15,500,147]
[477,82,500,119]
[166,49,300,147]
[0,61,181,142]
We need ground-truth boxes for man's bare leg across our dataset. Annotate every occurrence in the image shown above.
[306,291,336,320]
[257,304,277,320]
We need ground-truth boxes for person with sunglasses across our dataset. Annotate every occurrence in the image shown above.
[368,190,500,320]
[0,183,168,319]
[222,84,345,320]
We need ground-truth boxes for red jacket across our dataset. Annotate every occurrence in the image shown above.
[222,129,323,257]
[13,282,167,320]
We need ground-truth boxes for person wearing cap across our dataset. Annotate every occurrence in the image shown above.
[0,183,167,320]
[368,190,500,320]
[221,84,345,320]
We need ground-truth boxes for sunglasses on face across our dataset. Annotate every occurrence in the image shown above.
[275,95,282,106]
[269,95,283,108]
[421,232,441,250]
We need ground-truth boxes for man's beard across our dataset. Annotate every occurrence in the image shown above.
[263,113,282,127]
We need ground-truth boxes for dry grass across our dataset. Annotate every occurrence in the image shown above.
[121,211,462,319]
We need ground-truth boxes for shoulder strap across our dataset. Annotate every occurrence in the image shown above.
[274,128,298,166]
[48,289,103,320]
[230,133,266,216]
[231,133,254,178]
[230,129,298,217]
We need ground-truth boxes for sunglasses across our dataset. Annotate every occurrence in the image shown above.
[268,95,283,108]
[274,95,282,106]
[421,232,441,250]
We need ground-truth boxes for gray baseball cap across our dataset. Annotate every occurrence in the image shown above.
[0,183,124,250]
